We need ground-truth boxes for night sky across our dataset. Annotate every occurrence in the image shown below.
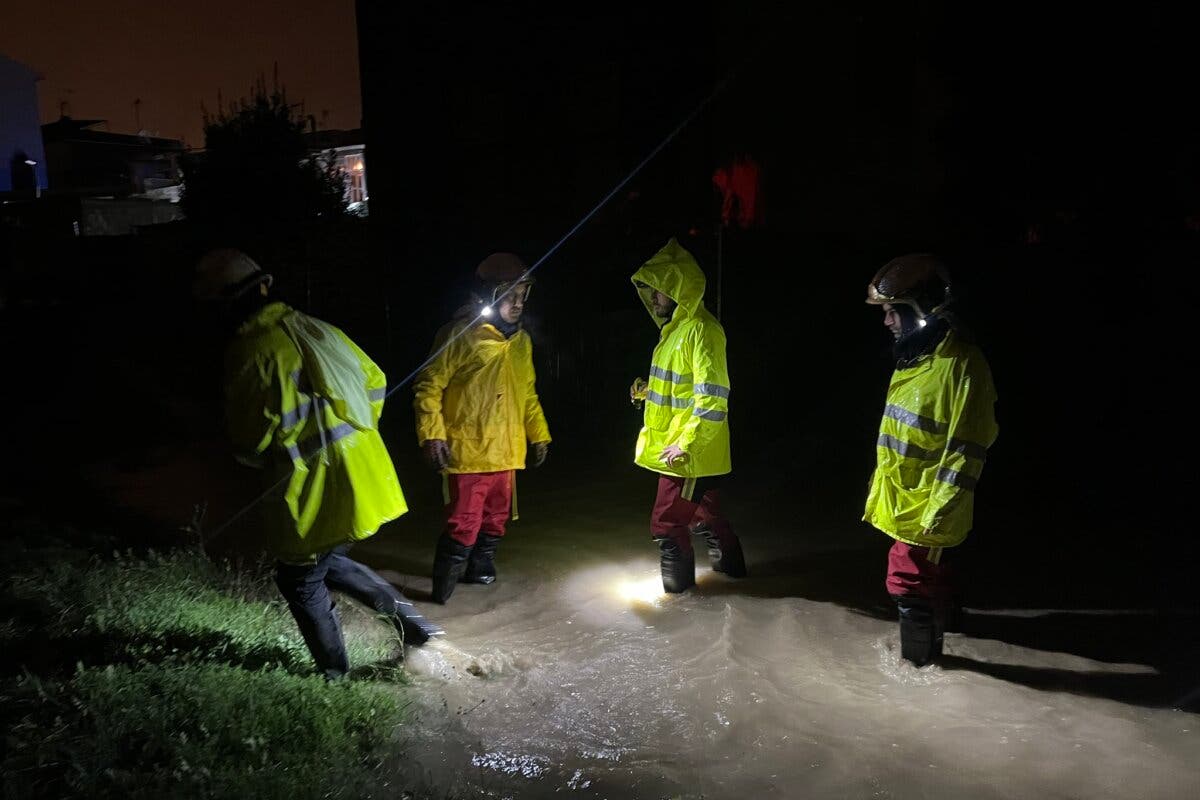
[0,0,361,147]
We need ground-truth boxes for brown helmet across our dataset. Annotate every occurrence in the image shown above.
[474,252,533,304]
[865,253,952,319]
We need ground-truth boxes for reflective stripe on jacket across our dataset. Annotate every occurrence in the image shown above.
[223,302,407,561]
[864,330,997,548]
[412,316,551,474]
[631,239,732,478]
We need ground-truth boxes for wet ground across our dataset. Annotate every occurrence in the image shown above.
[330,452,1200,800]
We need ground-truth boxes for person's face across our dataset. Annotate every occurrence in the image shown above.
[650,289,676,319]
[882,303,904,340]
[496,282,530,324]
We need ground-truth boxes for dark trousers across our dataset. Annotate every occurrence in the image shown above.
[274,544,408,679]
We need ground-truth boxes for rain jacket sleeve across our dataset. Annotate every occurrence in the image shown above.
[412,324,462,445]
[677,322,730,457]
[920,362,998,532]
[223,346,285,468]
[522,346,551,445]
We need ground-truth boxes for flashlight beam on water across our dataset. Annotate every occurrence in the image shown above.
[614,575,666,606]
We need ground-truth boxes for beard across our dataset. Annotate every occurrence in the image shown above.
[893,313,950,367]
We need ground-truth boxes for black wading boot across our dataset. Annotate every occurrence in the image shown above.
[657,537,696,593]
[462,533,500,585]
[431,534,472,604]
[893,595,943,667]
[696,525,748,578]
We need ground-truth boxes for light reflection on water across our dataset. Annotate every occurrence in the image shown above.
[387,558,1196,799]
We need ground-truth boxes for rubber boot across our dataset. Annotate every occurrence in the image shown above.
[462,533,500,584]
[431,534,473,604]
[392,597,444,646]
[657,536,696,593]
[697,525,747,578]
[894,596,943,667]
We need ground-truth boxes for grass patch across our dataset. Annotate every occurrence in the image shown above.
[4,664,410,800]
[4,545,394,674]
[0,537,429,799]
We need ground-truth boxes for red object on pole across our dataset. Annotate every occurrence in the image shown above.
[712,154,764,230]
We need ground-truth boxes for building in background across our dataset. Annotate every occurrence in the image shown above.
[40,115,184,201]
[304,128,367,212]
[0,53,49,198]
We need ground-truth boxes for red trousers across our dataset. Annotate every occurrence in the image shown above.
[885,540,956,603]
[650,475,739,554]
[443,471,513,546]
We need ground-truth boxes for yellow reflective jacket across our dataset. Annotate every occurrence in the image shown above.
[412,314,551,474]
[864,330,998,548]
[224,302,407,561]
[631,239,732,478]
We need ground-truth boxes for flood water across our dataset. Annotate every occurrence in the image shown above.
[355,465,1200,800]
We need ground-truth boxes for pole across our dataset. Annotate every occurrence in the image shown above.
[716,224,724,321]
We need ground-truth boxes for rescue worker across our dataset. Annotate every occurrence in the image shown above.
[629,238,746,593]
[413,253,552,604]
[863,254,998,667]
[195,248,442,680]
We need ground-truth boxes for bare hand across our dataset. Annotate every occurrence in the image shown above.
[660,445,687,467]
[422,439,450,471]
[531,441,549,468]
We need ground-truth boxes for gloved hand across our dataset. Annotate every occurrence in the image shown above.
[531,441,550,468]
[422,439,450,471]
[630,377,648,407]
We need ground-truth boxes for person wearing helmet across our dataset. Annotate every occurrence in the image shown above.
[863,254,998,667]
[629,238,746,593]
[413,252,552,604]
[195,248,442,680]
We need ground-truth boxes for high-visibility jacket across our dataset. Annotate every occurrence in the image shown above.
[631,239,732,478]
[223,302,407,561]
[413,315,551,474]
[864,330,998,548]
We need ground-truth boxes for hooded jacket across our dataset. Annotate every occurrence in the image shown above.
[631,239,732,478]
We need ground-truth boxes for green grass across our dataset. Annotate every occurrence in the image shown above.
[4,665,410,800]
[0,539,430,799]
[6,546,395,672]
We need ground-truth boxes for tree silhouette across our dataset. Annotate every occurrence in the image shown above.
[182,77,346,233]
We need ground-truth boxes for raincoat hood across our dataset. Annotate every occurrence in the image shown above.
[631,238,707,328]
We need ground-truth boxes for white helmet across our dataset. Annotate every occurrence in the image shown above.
[193,248,273,302]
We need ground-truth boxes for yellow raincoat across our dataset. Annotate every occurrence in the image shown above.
[224,302,407,561]
[631,239,732,478]
[864,330,998,548]
[412,314,551,474]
